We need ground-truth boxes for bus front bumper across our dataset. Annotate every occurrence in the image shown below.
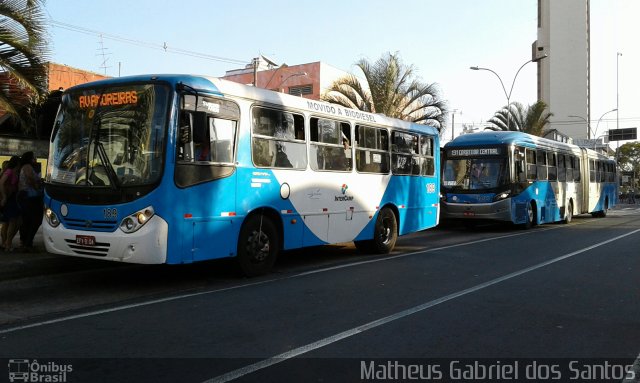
[43,215,168,264]
[441,199,512,222]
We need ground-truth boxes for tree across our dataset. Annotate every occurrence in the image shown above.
[617,141,640,172]
[321,52,447,130]
[0,0,49,135]
[486,100,553,136]
[617,141,640,192]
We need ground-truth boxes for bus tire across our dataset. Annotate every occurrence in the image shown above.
[372,207,398,254]
[354,208,398,254]
[236,214,279,277]
[521,201,535,230]
[563,201,573,224]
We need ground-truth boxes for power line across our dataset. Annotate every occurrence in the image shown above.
[49,18,248,66]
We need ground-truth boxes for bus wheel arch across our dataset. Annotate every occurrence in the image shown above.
[236,208,281,277]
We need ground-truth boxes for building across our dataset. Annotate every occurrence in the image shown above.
[221,56,350,100]
[536,0,590,140]
[45,62,108,92]
[0,62,108,132]
[0,63,108,161]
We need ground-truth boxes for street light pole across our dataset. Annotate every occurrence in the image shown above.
[617,52,622,131]
[451,109,459,141]
[592,108,618,150]
[274,71,307,94]
[568,115,591,139]
[470,54,547,131]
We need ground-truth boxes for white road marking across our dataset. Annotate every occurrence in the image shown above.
[0,224,560,335]
[203,227,640,383]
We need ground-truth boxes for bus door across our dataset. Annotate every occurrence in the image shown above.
[587,158,600,211]
[176,96,239,262]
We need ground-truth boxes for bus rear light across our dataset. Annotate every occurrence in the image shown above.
[120,206,155,234]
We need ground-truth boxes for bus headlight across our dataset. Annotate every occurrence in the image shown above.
[493,191,511,202]
[45,207,60,227]
[120,206,155,233]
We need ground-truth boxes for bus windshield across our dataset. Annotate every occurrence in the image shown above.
[442,158,508,191]
[47,84,169,187]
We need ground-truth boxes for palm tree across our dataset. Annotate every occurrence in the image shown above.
[0,0,49,134]
[486,100,553,136]
[322,52,447,130]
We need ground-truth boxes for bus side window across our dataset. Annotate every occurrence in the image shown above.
[526,149,537,180]
[210,118,236,163]
[537,150,548,180]
[558,154,566,182]
[310,118,351,171]
[355,125,390,174]
[251,107,306,169]
[421,135,435,176]
[565,155,573,181]
[589,159,596,182]
[547,152,557,181]
[514,148,526,182]
[177,111,193,161]
[391,131,419,175]
[574,157,581,182]
[192,112,211,162]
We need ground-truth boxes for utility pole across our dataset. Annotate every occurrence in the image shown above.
[252,57,259,87]
[451,109,459,141]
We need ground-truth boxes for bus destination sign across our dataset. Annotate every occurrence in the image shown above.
[448,148,501,157]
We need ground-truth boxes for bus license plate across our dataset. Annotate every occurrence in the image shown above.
[76,235,96,246]
[463,211,475,217]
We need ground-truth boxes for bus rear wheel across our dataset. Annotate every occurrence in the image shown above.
[355,207,398,254]
[236,214,279,277]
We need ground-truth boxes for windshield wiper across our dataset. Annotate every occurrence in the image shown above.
[94,139,119,189]
[89,92,120,189]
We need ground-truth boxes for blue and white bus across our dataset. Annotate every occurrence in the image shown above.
[43,75,441,275]
[440,131,617,228]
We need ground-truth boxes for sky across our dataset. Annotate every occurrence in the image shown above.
[44,0,639,143]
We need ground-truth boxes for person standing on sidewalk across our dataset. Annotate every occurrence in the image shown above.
[16,152,43,252]
[0,156,22,251]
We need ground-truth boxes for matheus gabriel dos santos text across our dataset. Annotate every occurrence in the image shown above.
[360,360,638,381]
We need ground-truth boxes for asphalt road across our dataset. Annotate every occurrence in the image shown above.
[1,205,639,382]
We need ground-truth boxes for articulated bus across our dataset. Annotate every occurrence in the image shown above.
[440,131,617,228]
[42,75,441,276]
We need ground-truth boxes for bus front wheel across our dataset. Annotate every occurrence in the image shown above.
[521,201,536,230]
[236,215,279,277]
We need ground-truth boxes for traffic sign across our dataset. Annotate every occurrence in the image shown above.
[608,128,637,141]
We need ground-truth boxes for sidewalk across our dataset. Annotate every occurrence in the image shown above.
[2,226,46,256]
